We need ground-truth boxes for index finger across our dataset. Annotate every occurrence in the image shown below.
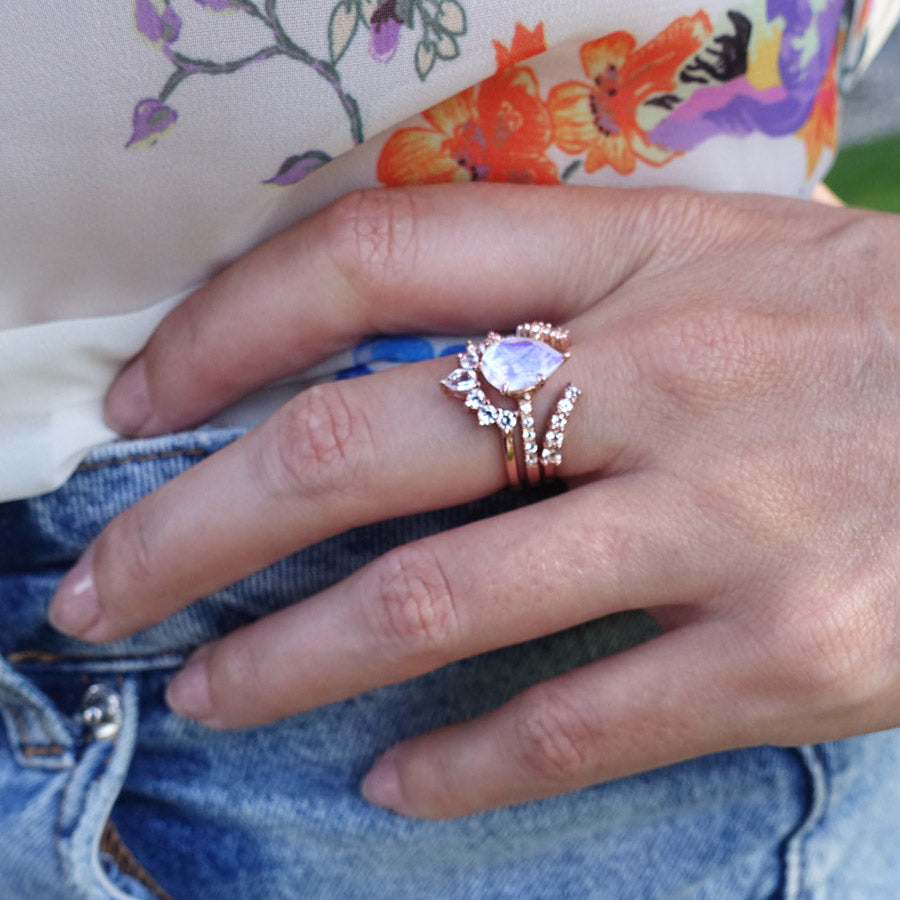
[104,184,666,437]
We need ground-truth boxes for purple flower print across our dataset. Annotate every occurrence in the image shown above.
[126,98,178,148]
[369,1,404,63]
[649,0,843,152]
[767,0,842,96]
[134,0,182,46]
[124,0,468,177]
[264,150,332,186]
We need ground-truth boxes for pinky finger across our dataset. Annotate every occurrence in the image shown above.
[361,622,764,819]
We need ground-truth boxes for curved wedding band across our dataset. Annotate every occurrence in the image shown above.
[441,322,581,486]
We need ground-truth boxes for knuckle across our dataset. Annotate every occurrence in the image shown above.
[93,506,158,617]
[513,685,597,784]
[170,294,231,398]
[640,188,726,263]
[771,594,888,709]
[205,640,263,720]
[167,292,206,374]
[267,382,374,496]
[821,211,885,271]
[632,306,775,410]
[365,544,462,662]
[567,515,643,596]
[325,188,421,300]
[819,215,896,319]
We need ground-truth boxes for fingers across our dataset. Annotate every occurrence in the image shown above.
[360,623,760,819]
[52,338,647,643]
[104,184,671,437]
[53,358,494,642]
[162,475,726,729]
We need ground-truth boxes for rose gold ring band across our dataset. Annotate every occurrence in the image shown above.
[441,322,581,486]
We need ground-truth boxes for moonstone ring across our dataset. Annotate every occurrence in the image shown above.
[441,322,581,486]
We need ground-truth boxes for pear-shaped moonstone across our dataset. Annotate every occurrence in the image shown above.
[479,337,564,394]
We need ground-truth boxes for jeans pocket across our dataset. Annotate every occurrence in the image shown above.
[2,652,183,900]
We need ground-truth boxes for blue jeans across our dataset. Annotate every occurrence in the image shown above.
[2,427,900,899]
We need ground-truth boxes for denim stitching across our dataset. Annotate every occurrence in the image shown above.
[781,745,829,899]
[9,705,66,758]
[22,745,68,757]
[76,447,211,473]
[13,653,187,676]
[22,688,69,748]
[9,706,29,747]
[28,700,58,745]
[54,738,116,878]
[5,700,68,761]
[100,820,174,900]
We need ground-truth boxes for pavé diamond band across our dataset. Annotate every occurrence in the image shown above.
[441,322,581,486]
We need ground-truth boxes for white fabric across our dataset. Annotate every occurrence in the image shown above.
[0,297,180,499]
[1,0,897,501]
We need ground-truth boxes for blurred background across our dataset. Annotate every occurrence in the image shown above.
[828,26,900,212]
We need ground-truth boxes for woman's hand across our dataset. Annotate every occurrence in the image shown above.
[48,184,900,819]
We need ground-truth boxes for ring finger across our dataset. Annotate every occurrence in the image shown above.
[50,332,654,643]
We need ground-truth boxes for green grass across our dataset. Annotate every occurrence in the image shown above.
[825,132,900,213]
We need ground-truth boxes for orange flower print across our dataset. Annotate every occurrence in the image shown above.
[377,23,557,186]
[547,13,712,175]
[797,47,838,178]
[493,21,547,69]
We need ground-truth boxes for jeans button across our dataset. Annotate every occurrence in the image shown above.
[80,684,123,741]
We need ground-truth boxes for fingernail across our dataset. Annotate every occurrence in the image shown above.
[48,546,101,638]
[166,648,215,723]
[105,358,151,436]
[361,751,408,815]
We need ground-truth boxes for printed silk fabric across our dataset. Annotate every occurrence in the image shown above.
[0,0,897,501]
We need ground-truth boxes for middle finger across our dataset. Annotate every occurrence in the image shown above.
[165,473,724,729]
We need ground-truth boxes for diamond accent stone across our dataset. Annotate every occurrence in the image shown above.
[558,397,574,414]
[480,337,565,394]
[442,368,480,394]
[478,405,499,426]
[547,431,563,448]
[459,348,480,370]
[497,409,518,432]
[465,389,486,410]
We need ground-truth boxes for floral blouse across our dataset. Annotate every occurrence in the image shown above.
[0,0,897,501]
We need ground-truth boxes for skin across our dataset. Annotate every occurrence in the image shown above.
[48,184,900,819]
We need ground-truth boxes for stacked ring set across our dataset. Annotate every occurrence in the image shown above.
[442,322,581,487]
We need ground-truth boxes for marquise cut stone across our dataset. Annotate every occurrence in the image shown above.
[442,368,480,394]
[480,338,564,394]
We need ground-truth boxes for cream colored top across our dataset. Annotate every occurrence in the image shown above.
[1,0,897,501]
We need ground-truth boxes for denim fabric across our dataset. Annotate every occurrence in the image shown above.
[2,427,900,899]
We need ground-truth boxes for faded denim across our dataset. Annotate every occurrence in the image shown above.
[2,427,900,899]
